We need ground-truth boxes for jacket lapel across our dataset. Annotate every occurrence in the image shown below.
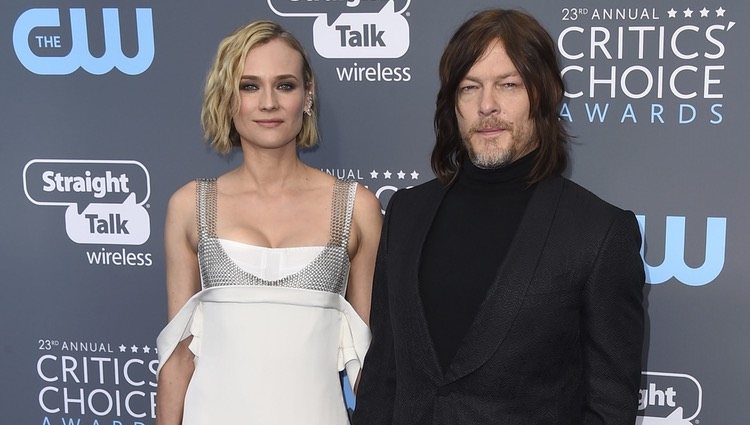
[392,181,448,385]
[445,176,564,383]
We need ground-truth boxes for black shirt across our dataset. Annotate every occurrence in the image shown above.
[419,151,537,370]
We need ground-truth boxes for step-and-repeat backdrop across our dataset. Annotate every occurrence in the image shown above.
[2,1,747,424]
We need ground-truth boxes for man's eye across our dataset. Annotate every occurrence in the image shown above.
[501,81,522,90]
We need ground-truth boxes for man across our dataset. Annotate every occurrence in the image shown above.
[353,9,645,425]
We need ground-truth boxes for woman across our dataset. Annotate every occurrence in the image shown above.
[155,21,382,425]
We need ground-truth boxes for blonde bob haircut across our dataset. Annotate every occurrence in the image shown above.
[201,20,318,154]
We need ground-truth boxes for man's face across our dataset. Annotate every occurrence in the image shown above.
[455,39,537,169]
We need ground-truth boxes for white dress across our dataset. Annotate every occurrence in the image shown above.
[156,179,370,425]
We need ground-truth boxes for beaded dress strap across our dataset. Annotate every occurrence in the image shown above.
[196,178,217,243]
[330,180,358,249]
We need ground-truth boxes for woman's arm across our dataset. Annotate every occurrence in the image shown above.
[155,182,201,425]
[345,184,383,327]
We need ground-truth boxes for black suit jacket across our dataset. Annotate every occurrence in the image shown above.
[353,176,645,425]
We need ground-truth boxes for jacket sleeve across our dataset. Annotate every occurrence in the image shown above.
[582,210,645,425]
[352,194,397,425]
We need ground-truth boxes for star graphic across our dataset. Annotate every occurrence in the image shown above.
[383,170,392,179]
[119,344,126,353]
[142,345,151,353]
[716,7,726,17]
[667,8,677,18]
[397,170,405,179]
[130,344,139,353]
[370,170,378,179]
[699,7,709,17]
[683,8,693,18]
[410,170,419,180]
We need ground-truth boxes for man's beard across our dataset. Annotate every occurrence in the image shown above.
[462,117,534,169]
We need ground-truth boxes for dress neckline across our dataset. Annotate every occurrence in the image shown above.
[217,237,327,251]
[206,237,337,286]
[215,238,329,283]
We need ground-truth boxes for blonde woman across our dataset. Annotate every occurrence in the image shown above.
[155,21,381,425]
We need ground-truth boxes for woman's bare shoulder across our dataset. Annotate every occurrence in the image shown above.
[353,183,381,217]
[167,180,198,213]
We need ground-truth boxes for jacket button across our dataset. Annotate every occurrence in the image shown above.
[437,385,451,396]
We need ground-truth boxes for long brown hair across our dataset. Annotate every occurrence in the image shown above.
[432,9,569,184]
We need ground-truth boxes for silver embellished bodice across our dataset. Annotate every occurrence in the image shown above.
[195,178,357,296]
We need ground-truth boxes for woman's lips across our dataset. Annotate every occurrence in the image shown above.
[254,119,283,128]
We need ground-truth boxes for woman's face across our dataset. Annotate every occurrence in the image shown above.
[232,38,307,151]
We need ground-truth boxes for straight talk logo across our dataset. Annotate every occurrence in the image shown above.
[269,0,412,82]
[636,371,702,425]
[23,159,154,267]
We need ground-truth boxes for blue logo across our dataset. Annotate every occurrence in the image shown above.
[13,8,154,75]
[637,215,726,286]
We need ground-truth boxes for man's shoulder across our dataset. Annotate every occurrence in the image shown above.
[555,176,628,217]
[540,177,641,251]
[545,176,638,241]
[389,178,443,205]
[398,177,443,195]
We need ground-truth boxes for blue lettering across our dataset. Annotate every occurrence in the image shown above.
[678,104,696,124]
[13,8,154,75]
[620,103,637,123]
[559,103,573,122]
[650,103,664,124]
[585,103,609,122]
[637,215,726,286]
[710,104,723,124]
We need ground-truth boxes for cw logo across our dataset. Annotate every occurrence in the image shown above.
[636,215,726,286]
[13,8,154,75]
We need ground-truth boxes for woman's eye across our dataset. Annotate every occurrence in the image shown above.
[278,82,296,91]
[240,83,258,91]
